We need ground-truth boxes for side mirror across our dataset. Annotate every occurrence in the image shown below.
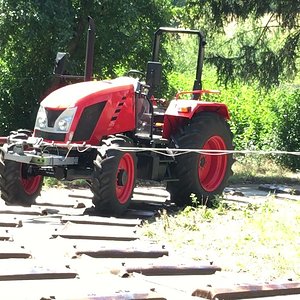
[53,52,68,75]
[146,61,162,88]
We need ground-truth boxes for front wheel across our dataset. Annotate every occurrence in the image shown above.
[167,112,234,207]
[0,152,43,206]
[91,136,136,215]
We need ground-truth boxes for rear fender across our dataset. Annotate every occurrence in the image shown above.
[162,100,230,139]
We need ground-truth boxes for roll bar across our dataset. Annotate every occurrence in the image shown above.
[151,27,206,98]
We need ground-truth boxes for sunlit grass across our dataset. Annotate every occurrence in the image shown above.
[230,155,300,184]
[43,177,89,189]
[140,196,300,281]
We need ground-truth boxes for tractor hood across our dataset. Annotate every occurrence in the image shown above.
[34,76,138,144]
[41,77,138,109]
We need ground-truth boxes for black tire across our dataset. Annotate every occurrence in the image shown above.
[0,152,43,207]
[167,112,234,207]
[91,135,136,215]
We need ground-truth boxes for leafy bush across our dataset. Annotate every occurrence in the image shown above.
[270,87,300,171]
[218,83,276,151]
[219,84,300,171]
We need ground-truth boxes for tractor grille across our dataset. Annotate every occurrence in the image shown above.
[35,130,66,141]
[72,101,106,142]
[45,108,64,127]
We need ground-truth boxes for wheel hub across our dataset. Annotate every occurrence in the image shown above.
[115,153,135,205]
[117,169,128,186]
[198,135,227,192]
[199,156,206,167]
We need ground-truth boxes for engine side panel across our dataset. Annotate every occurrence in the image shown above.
[88,87,136,144]
[66,85,136,145]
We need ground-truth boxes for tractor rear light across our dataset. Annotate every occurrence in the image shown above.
[177,106,191,113]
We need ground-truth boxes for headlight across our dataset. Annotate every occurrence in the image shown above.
[35,106,47,129]
[54,107,77,132]
[58,119,68,131]
[34,105,77,133]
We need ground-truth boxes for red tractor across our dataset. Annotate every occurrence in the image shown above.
[0,18,233,215]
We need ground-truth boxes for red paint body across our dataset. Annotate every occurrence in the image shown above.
[162,99,230,139]
[34,77,136,145]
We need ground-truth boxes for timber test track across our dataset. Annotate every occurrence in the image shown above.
[0,183,299,299]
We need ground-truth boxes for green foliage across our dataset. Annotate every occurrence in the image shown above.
[178,0,300,88]
[186,1,298,29]
[218,82,276,150]
[0,0,74,132]
[163,33,206,98]
[220,82,300,171]
[270,87,300,171]
[215,76,300,171]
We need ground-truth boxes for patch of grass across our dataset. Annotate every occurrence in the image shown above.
[140,196,300,281]
[43,177,89,189]
[230,155,300,184]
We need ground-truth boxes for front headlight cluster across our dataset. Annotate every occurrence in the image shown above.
[35,105,77,133]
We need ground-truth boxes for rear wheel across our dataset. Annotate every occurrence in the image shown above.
[167,112,234,207]
[0,130,43,206]
[91,135,136,215]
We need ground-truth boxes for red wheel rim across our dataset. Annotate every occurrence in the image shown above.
[21,175,42,195]
[20,165,42,195]
[116,153,135,204]
[198,135,227,192]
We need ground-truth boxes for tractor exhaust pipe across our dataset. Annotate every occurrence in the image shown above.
[84,16,95,81]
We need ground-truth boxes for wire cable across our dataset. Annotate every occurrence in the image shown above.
[8,138,300,157]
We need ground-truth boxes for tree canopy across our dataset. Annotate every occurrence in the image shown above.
[182,0,300,87]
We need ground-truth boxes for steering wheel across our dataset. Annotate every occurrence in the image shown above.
[126,69,145,80]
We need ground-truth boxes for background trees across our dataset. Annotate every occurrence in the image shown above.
[182,0,300,88]
[0,0,74,132]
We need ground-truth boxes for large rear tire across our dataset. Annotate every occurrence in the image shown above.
[0,130,43,206]
[91,135,136,215]
[167,112,234,207]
